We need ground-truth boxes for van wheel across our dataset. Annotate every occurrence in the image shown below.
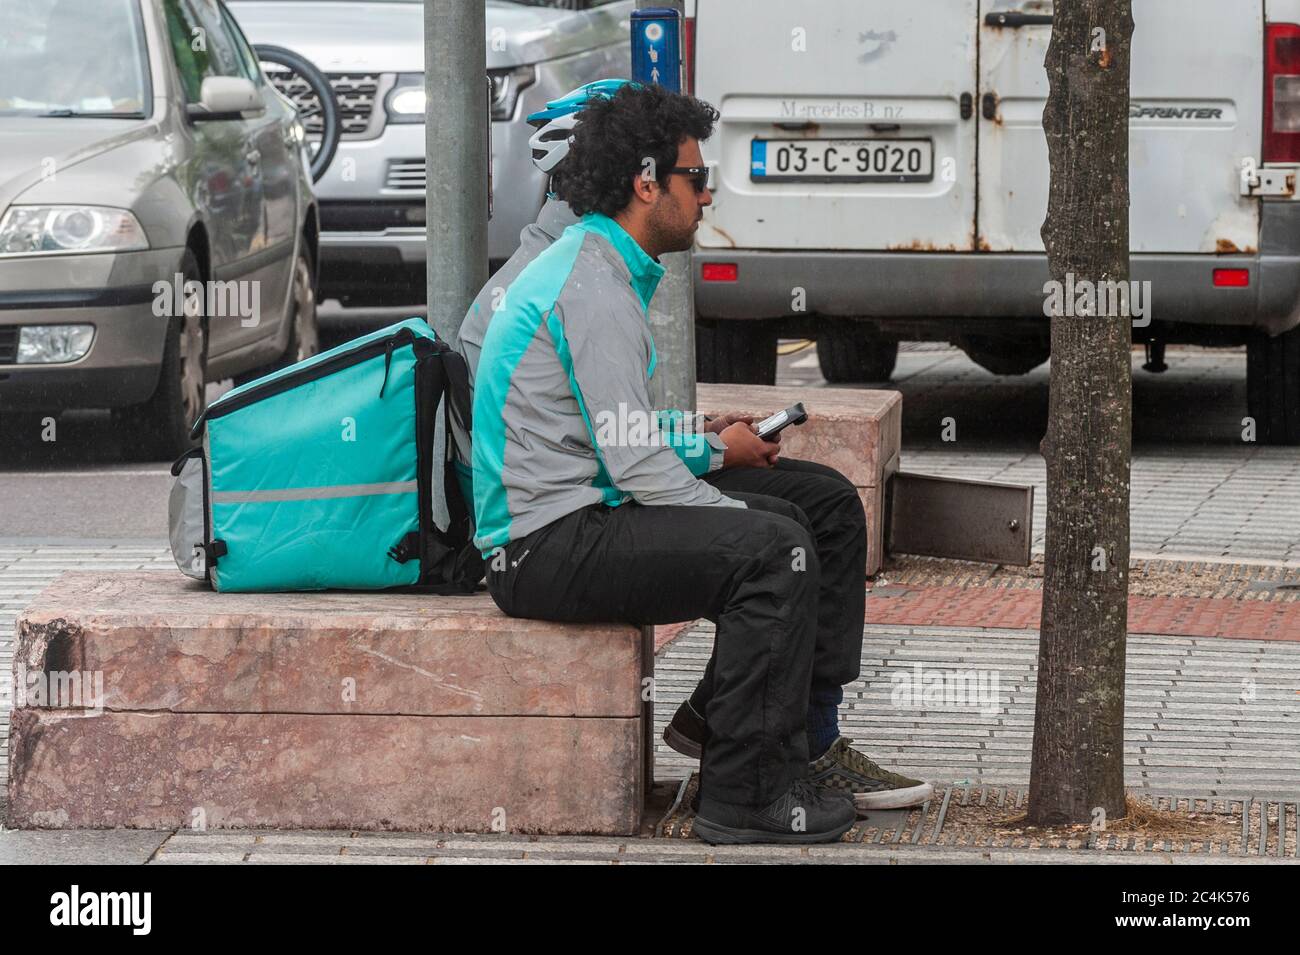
[1247,325,1300,444]
[696,317,776,385]
[817,324,898,383]
[115,249,207,460]
[958,334,1050,376]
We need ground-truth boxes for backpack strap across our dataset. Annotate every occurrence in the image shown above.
[441,348,473,435]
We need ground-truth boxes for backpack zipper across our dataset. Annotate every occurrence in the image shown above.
[191,328,438,437]
[379,339,395,399]
[413,347,437,579]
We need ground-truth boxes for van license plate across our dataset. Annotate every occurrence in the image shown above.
[751,139,934,183]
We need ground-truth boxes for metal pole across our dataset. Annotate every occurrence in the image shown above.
[636,0,696,412]
[425,0,488,342]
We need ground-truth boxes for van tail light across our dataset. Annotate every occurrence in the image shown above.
[702,262,737,282]
[684,12,696,95]
[1214,268,1250,288]
[1265,23,1300,162]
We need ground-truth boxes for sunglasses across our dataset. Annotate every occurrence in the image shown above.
[670,166,710,193]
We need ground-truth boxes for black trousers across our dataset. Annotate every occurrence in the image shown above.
[486,459,866,807]
[703,458,867,704]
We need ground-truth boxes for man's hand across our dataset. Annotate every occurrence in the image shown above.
[720,421,780,469]
[705,412,753,435]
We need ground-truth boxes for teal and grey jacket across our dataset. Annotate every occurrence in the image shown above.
[455,196,576,392]
[471,212,743,554]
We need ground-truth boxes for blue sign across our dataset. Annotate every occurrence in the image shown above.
[631,7,682,93]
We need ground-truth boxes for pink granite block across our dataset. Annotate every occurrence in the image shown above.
[858,485,885,578]
[7,708,643,834]
[15,573,645,717]
[696,383,901,489]
[697,384,899,576]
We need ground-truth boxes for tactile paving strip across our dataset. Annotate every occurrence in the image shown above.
[877,555,1300,602]
[655,777,1300,857]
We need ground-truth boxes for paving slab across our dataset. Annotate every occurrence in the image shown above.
[0,827,169,865]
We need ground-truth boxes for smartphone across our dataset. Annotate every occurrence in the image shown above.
[754,402,808,440]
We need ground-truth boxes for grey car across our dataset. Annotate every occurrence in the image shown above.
[228,0,633,309]
[0,0,323,457]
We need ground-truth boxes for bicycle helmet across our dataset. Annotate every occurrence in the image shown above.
[527,78,635,173]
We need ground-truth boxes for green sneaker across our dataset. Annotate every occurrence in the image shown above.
[807,737,934,812]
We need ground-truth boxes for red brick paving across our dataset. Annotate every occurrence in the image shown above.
[654,586,1300,653]
[654,621,694,652]
[865,585,1300,642]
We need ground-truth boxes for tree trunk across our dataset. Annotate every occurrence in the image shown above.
[1027,0,1134,827]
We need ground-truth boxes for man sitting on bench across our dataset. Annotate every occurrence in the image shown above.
[469,83,931,845]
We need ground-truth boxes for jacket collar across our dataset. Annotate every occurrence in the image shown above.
[536,195,579,240]
[577,213,664,311]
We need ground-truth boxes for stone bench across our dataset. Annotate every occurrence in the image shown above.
[697,384,901,575]
[7,572,654,835]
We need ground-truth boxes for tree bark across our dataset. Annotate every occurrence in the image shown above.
[1027,0,1134,826]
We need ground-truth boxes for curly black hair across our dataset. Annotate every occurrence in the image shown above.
[556,83,719,218]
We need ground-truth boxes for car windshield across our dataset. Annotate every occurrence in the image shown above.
[0,0,149,118]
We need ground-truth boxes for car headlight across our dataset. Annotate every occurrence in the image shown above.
[0,206,149,257]
[489,65,536,121]
[385,73,426,124]
[17,325,95,364]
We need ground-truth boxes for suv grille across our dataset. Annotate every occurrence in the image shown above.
[385,159,426,191]
[265,70,380,138]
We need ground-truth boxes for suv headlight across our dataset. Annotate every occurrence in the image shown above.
[384,66,536,124]
[0,206,149,257]
[385,73,426,124]
[488,65,536,121]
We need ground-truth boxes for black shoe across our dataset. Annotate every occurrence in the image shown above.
[662,700,705,759]
[693,779,856,845]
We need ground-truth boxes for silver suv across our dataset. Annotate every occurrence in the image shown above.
[228,0,633,309]
[0,0,325,457]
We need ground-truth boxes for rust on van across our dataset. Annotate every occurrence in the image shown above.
[772,121,820,136]
[709,224,739,249]
[888,240,960,252]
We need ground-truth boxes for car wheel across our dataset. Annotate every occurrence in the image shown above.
[816,323,899,383]
[230,248,320,386]
[281,249,320,366]
[115,249,207,460]
[1247,325,1300,444]
[696,317,777,385]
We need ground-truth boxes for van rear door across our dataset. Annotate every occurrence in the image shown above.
[694,0,981,252]
[978,0,1262,253]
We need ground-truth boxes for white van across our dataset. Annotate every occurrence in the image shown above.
[687,0,1300,444]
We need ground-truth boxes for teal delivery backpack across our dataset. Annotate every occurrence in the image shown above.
[168,318,483,593]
